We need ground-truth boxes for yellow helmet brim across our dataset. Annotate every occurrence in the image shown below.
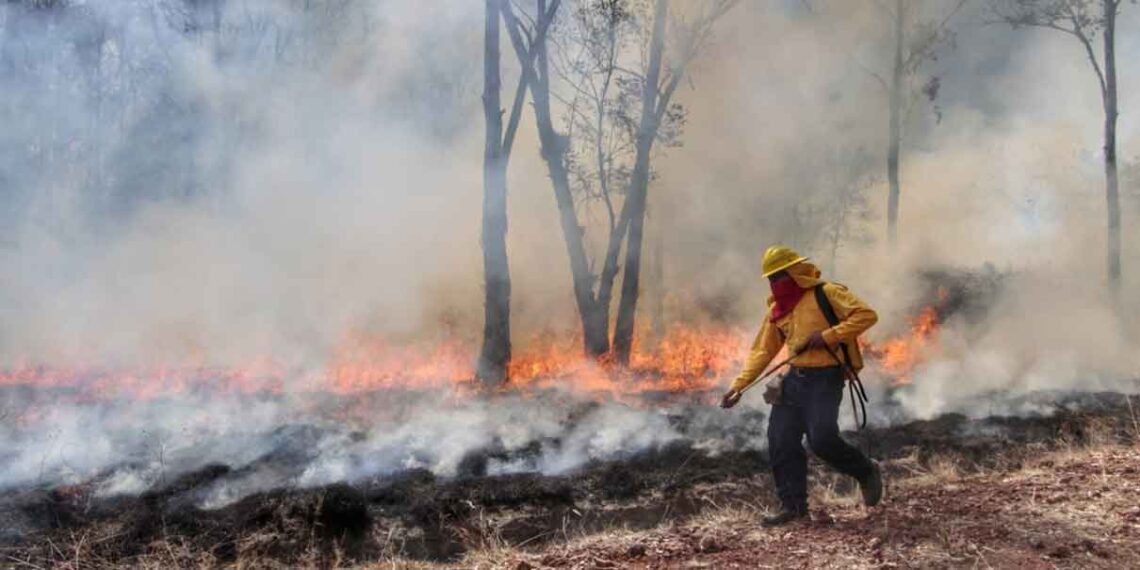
[761,256,807,278]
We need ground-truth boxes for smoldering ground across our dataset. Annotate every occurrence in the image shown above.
[0,0,1138,516]
[2,389,1135,563]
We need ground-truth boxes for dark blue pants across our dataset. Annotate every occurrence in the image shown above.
[768,366,874,511]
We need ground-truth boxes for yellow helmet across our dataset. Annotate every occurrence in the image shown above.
[761,245,807,278]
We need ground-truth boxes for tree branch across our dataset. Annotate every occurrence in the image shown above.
[857,60,889,91]
[500,0,561,157]
[502,75,530,159]
[1068,9,1107,99]
[902,0,966,70]
[652,0,739,122]
[936,0,969,32]
[655,71,682,125]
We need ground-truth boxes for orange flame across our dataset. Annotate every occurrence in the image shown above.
[864,304,942,386]
[0,300,947,400]
[0,324,751,403]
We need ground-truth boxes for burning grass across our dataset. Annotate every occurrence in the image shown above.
[0,265,1060,568]
[0,322,753,405]
[0,292,955,404]
[0,267,1009,410]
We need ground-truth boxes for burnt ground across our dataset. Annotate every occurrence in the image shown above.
[517,445,1140,569]
[0,391,1138,568]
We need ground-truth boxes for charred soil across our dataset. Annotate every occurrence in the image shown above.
[1,391,1137,568]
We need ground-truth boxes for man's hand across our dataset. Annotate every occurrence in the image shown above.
[720,390,742,409]
[802,330,829,351]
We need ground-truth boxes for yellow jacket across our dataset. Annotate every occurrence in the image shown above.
[729,261,878,393]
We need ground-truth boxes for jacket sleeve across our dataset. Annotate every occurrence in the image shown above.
[730,317,783,393]
[820,284,878,346]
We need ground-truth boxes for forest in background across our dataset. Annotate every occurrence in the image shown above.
[0,0,1137,379]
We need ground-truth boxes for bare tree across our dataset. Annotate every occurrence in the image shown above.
[611,0,738,364]
[477,0,559,385]
[609,0,671,364]
[553,0,640,356]
[477,0,511,385]
[866,0,966,246]
[503,0,616,356]
[505,0,735,364]
[990,0,1125,292]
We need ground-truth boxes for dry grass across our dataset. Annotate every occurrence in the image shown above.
[684,504,762,534]
[889,450,962,490]
[523,442,1139,569]
[1126,393,1140,442]
[464,435,1139,569]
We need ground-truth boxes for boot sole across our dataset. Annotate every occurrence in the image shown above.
[862,462,884,507]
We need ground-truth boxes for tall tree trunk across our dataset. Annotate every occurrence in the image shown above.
[526,0,610,356]
[477,0,512,386]
[596,202,631,338]
[886,0,904,247]
[612,0,669,365]
[1103,0,1121,293]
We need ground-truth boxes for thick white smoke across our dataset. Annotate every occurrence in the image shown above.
[0,0,1138,502]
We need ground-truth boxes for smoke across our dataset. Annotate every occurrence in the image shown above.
[0,390,704,506]
[652,0,1140,419]
[0,0,489,368]
[0,0,1138,499]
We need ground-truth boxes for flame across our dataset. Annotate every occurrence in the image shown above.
[326,335,472,393]
[0,297,948,401]
[0,324,751,403]
[864,303,942,386]
[505,324,750,396]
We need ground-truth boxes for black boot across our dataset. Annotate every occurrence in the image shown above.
[860,461,883,507]
[762,505,807,527]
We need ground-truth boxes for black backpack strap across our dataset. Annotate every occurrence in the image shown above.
[814,285,869,429]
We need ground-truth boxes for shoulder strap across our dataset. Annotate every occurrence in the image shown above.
[814,284,869,429]
[813,285,851,366]
[814,285,841,328]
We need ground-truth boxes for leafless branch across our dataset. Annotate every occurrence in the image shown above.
[1067,7,1107,98]
[988,0,1108,99]
[500,0,561,157]
[654,0,740,118]
[857,60,890,91]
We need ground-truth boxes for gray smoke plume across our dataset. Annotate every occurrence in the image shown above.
[0,0,1138,502]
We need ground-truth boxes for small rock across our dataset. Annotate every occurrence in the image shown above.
[697,534,723,553]
[627,543,647,558]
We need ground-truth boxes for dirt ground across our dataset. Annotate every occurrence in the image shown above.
[489,445,1140,570]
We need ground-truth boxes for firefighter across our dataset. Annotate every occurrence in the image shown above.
[721,245,883,526]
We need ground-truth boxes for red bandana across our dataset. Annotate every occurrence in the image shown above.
[769,275,807,322]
